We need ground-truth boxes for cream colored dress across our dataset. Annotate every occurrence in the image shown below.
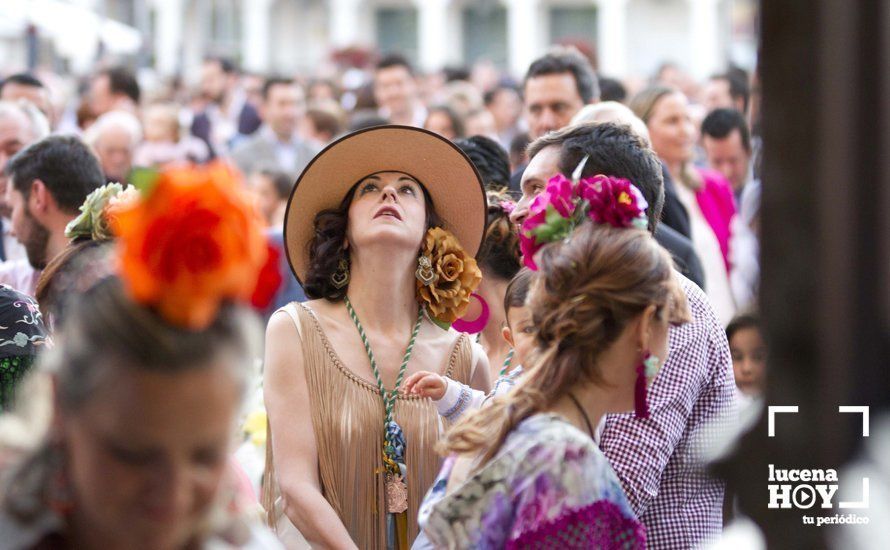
[264,302,475,548]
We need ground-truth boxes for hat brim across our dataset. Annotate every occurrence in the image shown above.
[284,125,488,286]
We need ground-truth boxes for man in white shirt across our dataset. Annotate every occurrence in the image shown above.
[1,135,104,296]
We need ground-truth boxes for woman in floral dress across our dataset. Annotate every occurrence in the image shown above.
[416,176,691,549]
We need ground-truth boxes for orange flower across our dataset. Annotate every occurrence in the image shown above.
[112,161,269,330]
[416,227,482,325]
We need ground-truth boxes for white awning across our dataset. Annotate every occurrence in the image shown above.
[0,0,142,59]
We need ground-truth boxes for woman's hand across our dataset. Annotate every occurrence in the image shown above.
[403,371,447,400]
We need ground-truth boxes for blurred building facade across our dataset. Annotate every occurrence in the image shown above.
[2,0,757,80]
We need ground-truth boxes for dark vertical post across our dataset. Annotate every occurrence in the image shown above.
[723,1,889,548]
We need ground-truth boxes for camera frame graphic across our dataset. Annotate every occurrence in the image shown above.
[767,405,869,509]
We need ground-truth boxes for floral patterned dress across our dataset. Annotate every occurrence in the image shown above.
[415,413,645,549]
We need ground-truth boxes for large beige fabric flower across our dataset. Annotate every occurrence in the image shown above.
[417,227,483,325]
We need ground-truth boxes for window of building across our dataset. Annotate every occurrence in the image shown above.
[549,6,597,46]
[462,4,507,68]
[208,0,240,59]
[376,7,419,64]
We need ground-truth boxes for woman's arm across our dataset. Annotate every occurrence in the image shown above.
[264,311,358,550]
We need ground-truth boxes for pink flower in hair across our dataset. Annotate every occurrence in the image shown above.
[578,175,649,230]
[518,173,649,270]
[519,174,577,270]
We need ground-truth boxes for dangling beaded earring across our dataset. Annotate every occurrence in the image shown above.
[634,351,660,419]
[416,255,438,286]
[330,258,350,289]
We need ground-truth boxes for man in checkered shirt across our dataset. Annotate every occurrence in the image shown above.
[510,122,737,549]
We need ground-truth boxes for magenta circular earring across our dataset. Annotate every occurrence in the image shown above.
[452,293,490,334]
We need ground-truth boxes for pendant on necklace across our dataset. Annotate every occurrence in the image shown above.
[384,472,408,514]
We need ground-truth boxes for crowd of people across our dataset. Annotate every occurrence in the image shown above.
[0,43,766,549]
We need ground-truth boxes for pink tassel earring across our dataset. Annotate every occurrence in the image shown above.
[634,351,660,419]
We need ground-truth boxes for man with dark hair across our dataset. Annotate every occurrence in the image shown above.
[523,46,600,141]
[703,72,750,114]
[509,122,733,549]
[702,108,761,310]
[509,47,600,189]
[0,73,52,123]
[515,123,703,287]
[597,75,627,103]
[191,56,262,157]
[373,54,425,127]
[89,67,140,116]
[1,135,104,295]
[232,78,316,178]
[701,108,752,197]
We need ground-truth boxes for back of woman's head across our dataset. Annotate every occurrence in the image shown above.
[530,223,688,384]
[477,190,521,281]
[35,240,114,330]
[49,277,257,412]
[442,222,688,462]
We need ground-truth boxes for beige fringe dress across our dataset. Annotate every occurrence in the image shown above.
[265,302,475,548]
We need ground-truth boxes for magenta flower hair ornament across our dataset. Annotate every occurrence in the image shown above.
[518,155,649,270]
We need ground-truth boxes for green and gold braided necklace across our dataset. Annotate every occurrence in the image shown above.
[499,348,515,377]
[344,296,423,549]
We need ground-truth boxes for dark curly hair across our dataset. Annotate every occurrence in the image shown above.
[303,180,444,301]
[456,136,510,192]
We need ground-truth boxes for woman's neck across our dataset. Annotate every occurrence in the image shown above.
[550,383,610,439]
[548,347,635,438]
[346,246,420,332]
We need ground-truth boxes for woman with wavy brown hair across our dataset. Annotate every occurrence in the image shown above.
[415,179,691,547]
[263,126,491,549]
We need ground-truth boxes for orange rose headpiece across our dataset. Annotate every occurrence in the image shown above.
[112,162,279,330]
[416,227,483,327]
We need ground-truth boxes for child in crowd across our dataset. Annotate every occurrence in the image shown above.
[726,312,767,398]
[403,268,534,421]
[248,169,292,228]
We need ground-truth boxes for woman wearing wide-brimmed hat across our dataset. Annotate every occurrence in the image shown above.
[263,126,492,549]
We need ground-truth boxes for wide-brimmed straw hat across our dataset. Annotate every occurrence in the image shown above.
[284,125,488,284]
